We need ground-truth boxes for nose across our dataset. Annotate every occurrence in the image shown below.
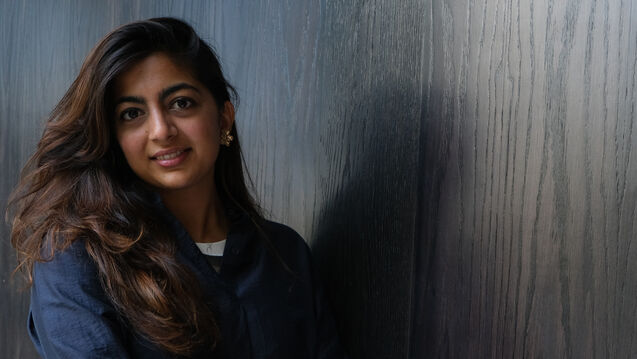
[147,108,177,142]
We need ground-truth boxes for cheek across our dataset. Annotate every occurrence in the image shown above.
[187,119,219,145]
[116,131,145,165]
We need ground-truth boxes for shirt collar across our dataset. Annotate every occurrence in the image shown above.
[150,192,257,267]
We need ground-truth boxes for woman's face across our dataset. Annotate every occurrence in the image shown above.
[112,53,234,193]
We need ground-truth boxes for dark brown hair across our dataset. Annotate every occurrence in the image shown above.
[7,17,262,356]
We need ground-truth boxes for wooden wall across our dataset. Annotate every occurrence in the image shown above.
[1,1,636,359]
[413,0,637,358]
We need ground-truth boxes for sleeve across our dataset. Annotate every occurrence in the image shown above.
[28,240,131,359]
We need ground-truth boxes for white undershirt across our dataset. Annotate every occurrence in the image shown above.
[195,239,226,257]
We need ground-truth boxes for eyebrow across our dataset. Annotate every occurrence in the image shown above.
[159,83,200,101]
[114,95,145,106]
[114,82,201,106]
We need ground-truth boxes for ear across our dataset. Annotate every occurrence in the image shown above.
[220,101,235,132]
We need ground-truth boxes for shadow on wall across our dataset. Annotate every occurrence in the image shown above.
[310,81,421,359]
[412,85,467,358]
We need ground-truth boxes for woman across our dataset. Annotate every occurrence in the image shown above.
[8,17,345,358]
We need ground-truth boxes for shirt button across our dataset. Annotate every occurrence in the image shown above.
[232,248,240,255]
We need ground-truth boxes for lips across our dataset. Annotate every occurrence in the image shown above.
[151,147,189,159]
[155,150,185,160]
[151,148,191,167]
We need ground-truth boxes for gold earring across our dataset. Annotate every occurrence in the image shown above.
[220,130,234,147]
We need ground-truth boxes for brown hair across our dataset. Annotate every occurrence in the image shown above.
[7,17,262,356]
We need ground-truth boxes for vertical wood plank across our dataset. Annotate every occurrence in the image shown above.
[415,0,637,357]
[309,1,424,358]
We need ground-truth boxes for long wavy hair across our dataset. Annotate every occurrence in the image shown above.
[7,17,262,356]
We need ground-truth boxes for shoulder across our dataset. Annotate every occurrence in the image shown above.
[31,237,110,314]
[262,221,306,244]
[250,220,317,275]
[29,239,129,357]
[261,221,312,256]
[34,238,98,284]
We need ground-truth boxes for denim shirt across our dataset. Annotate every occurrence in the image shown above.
[28,204,346,358]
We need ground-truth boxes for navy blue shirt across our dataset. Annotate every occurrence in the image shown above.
[28,205,346,358]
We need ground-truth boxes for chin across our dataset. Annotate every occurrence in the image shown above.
[154,181,194,191]
[139,170,215,193]
[152,176,213,193]
[141,176,187,190]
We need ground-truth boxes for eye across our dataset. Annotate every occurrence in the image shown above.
[170,97,194,111]
[120,108,144,121]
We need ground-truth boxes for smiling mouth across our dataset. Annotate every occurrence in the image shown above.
[155,151,184,160]
[151,148,191,160]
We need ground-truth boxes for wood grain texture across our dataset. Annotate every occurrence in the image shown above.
[413,0,637,358]
[4,0,635,358]
[1,1,420,358]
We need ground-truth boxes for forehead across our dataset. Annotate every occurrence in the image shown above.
[112,53,199,97]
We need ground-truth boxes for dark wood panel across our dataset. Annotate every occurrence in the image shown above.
[414,0,637,358]
[5,0,635,358]
[309,1,425,358]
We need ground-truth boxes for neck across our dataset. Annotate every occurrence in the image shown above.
[159,184,228,243]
